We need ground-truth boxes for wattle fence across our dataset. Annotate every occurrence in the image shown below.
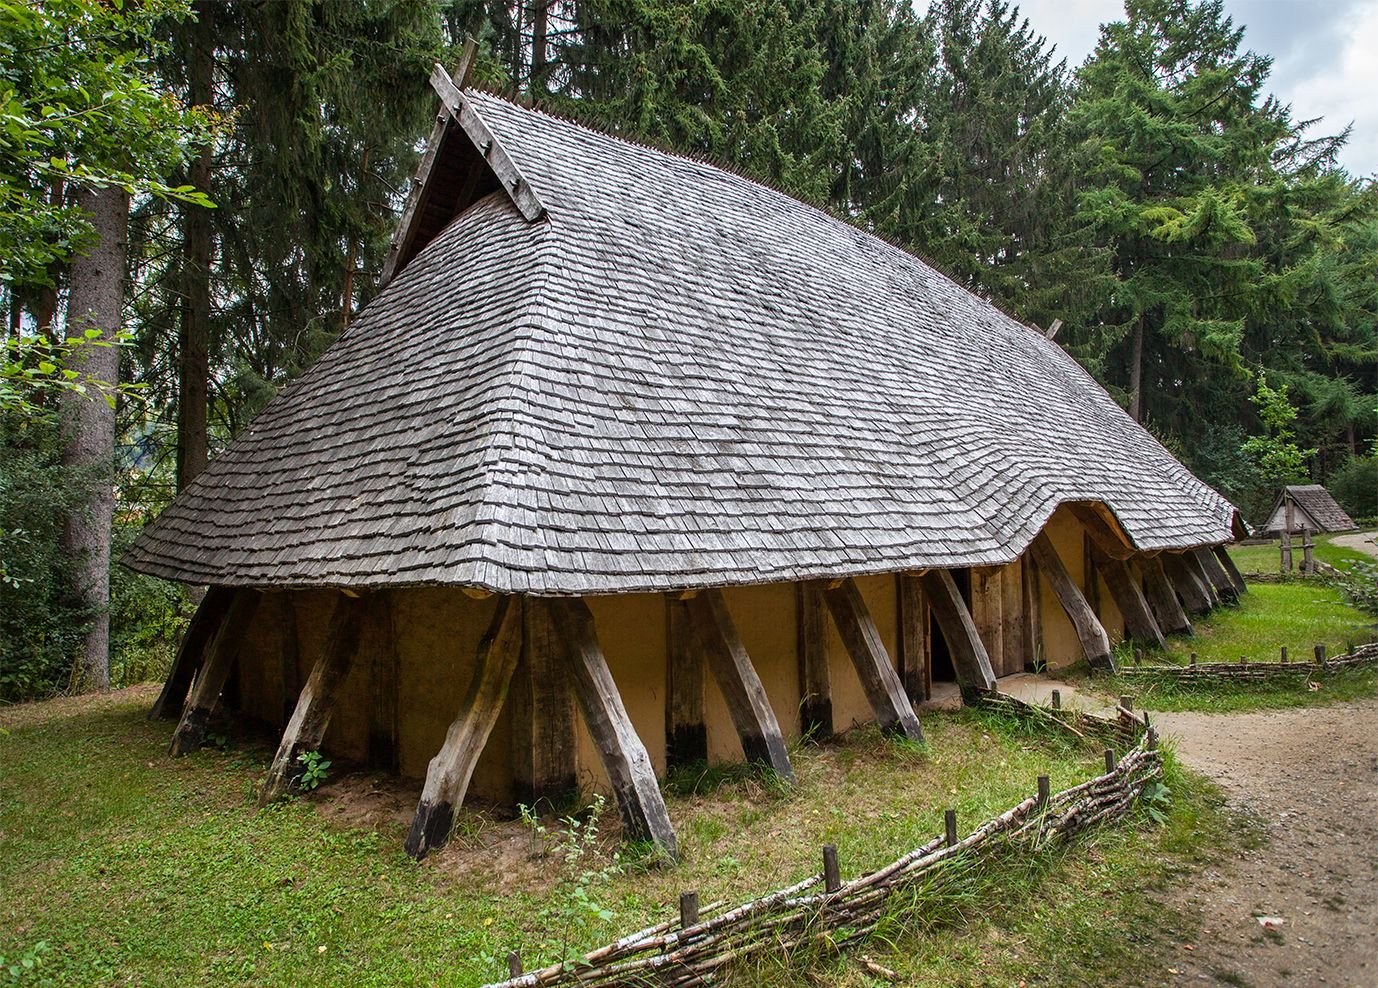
[482,695,1158,988]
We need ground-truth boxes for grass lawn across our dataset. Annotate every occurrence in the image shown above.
[1226,533,1374,575]
[2,690,1230,988]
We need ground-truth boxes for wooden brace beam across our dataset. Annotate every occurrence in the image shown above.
[1185,550,1223,608]
[549,597,677,860]
[1140,555,1194,636]
[920,570,996,704]
[150,586,234,721]
[821,578,924,741]
[1028,532,1116,672]
[168,590,260,756]
[1162,552,1213,615]
[1088,544,1166,650]
[405,596,523,859]
[1194,547,1238,603]
[1213,545,1248,596]
[684,589,795,782]
[261,594,370,806]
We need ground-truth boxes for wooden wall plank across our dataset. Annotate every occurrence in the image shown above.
[405,596,523,859]
[685,589,795,782]
[366,592,400,772]
[1000,562,1027,676]
[821,578,924,741]
[897,573,929,703]
[796,581,833,740]
[1028,532,1115,671]
[549,597,677,860]
[168,589,260,755]
[665,596,707,769]
[512,598,579,807]
[260,593,370,805]
[920,570,996,704]
[969,566,1005,677]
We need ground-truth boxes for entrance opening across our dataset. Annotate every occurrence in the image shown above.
[928,568,972,684]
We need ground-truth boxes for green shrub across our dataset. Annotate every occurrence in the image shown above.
[108,524,191,688]
[1328,455,1378,520]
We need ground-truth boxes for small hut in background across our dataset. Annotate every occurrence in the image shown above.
[126,64,1245,862]
[1265,484,1358,536]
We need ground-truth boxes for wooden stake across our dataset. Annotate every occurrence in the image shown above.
[680,891,700,928]
[1051,689,1061,710]
[821,578,924,741]
[1088,544,1166,649]
[796,581,833,740]
[1280,646,1288,664]
[507,951,522,978]
[168,590,260,756]
[404,596,523,857]
[823,845,841,893]
[1028,532,1115,671]
[513,598,578,806]
[920,569,996,704]
[550,597,678,860]
[1139,556,1193,636]
[261,593,370,805]
[944,809,958,848]
[685,589,795,783]
[1037,775,1050,809]
[1104,749,1117,772]
[150,586,233,721]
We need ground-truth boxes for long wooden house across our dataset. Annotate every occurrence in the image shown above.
[128,65,1246,861]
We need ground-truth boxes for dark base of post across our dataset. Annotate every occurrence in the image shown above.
[666,723,708,769]
[800,697,833,742]
[405,798,455,860]
[168,708,211,757]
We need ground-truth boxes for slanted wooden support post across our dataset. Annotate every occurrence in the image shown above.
[1161,552,1213,616]
[550,597,678,860]
[1140,555,1193,636]
[821,578,924,741]
[513,598,578,806]
[685,589,795,782]
[1185,550,1222,608]
[168,590,261,755]
[1194,547,1237,603]
[897,573,929,704]
[405,596,523,858]
[1088,545,1165,650]
[797,582,833,739]
[920,569,996,704]
[150,586,234,720]
[261,593,370,806]
[665,596,707,768]
[1213,545,1248,596]
[1028,532,1115,671]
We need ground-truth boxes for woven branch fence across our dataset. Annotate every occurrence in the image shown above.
[483,695,1158,988]
[1114,641,1378,684]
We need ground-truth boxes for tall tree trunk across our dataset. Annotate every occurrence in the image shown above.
[61,186,130,693]
[340,147,369,332]
[177,0,214,491]
[530,0,550,96]
[1127,312,1144,422]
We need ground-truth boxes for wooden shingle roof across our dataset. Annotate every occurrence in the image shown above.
[1269,485,1357,533]
[125,89,1239,594]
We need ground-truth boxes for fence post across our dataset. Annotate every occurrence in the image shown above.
[507,951,522,977]
[1120,695,1133,711]
[1051,689,1061,710]
[944,809,958,848]
[1189,652,1198,668]
[679,890,700,928]
[1315,643,1327,669]
[822,845,841,893]
[1280,646,1287,665]
[1104,749,1117,772]
[1037,775,1050,809]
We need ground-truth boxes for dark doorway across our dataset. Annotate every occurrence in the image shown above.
[928,568,972,683]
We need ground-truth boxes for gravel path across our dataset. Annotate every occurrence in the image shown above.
[1328,530,1378,560]
[1151,700,1378,987]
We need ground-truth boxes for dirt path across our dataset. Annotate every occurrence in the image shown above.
[1329,530,1378,560]
[1151,700,1378,987]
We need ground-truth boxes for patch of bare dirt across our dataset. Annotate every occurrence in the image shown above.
[1152,699,1378,987]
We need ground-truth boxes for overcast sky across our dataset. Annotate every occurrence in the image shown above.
[1014,0,1378,177]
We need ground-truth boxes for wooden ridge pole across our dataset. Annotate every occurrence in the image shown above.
[550,597,678,860]
[684,589,795,782]
[919,569,996,704]
[821,578,924,741]
[796,582,833,740]
[1027,532,1115,671]
[168,589,260,756]
[1139,556,1193,636]
[1088,545,1165,650]
[261,593,370,806]
[150,585,233,720]
[405,595,524,859]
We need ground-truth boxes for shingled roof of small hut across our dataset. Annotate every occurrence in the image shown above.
[1272,485,1357,533]
[125,89,1240,595]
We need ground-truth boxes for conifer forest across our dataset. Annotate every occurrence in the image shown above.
[2,0,1375,699]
